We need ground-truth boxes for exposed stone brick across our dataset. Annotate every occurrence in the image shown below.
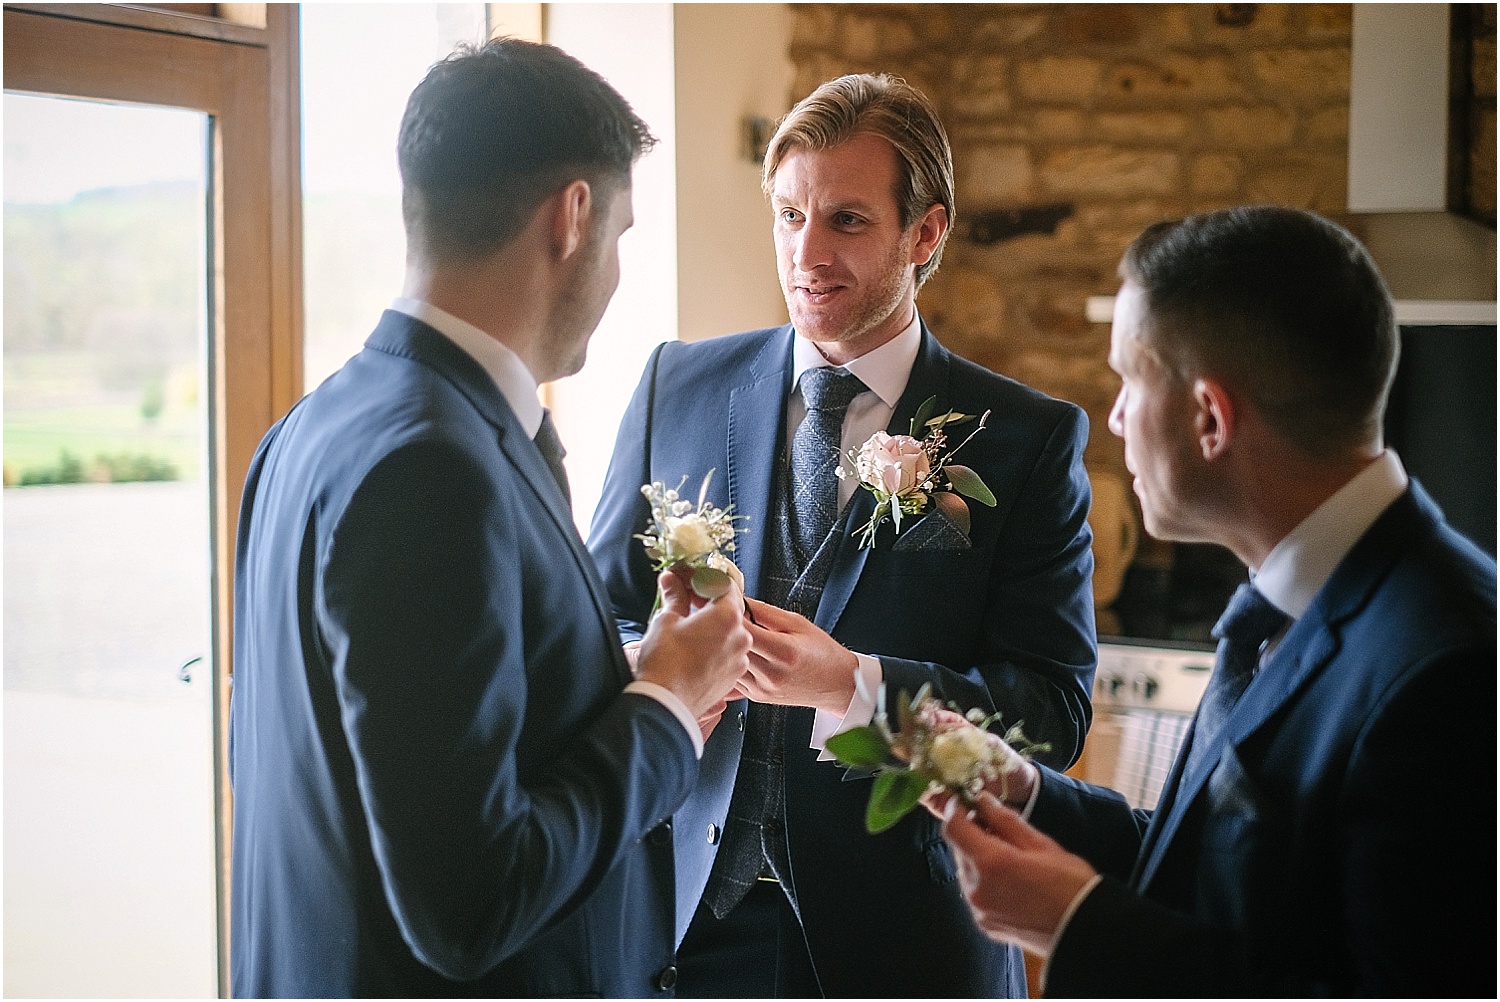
[1094,111,1192,142]
[1244,153,1347,209]
[1204,3,1290,46]
[957,144,1035,204]
[1034,108,1087,140]
[1017,56,1105,104]
[1190,153,1243,195]
[1107,54,1247,103]
[1303,103,1350,144]
[836,14,884,63]
[1155,6,1197,47]
[1055,4,1143,46]
[1250,47,1351,100]
[965,9,1047,48]
[950,55,1013,118]
[1299,4,1353,42]
[1042,146,1180,198]
[1206,105,1296,147]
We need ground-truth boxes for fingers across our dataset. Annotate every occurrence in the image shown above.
[656,570,691,618]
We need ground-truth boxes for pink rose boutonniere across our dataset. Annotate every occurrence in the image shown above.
[836,395,997,548]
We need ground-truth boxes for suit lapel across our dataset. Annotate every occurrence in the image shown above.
[1134,489,1422,891]
[814,326,952,634]
[728,329,795,599]
[366,311,631,685]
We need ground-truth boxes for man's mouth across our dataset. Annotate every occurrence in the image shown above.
[794,284,844,304]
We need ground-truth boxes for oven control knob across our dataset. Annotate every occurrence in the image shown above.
[1143,676,1160,700]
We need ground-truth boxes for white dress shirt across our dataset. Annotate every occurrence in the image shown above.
[1041,449,1411,982]
[387,298,705,756]
[784,314,924,755]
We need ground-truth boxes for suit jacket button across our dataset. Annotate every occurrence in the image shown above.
[648,820,672,847]
[706,823,720,844]
[736,710,745,731]
[656,965,678,991]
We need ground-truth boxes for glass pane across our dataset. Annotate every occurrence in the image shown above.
[300,3,488,392]
[4,93,217,997]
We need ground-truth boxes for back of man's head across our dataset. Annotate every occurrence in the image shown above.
[762,73,954,288]
[399,37,656,266]
[1121,205,1398,458]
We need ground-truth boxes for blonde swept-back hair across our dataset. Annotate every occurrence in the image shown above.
[762,73,955,289]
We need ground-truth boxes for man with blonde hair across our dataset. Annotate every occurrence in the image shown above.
[591,73,1097,997]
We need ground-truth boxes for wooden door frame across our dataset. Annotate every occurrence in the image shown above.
[3,6,301,995]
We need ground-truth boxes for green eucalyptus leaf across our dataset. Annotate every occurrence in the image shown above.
[866,768,931,833]
[932,490,971,536]
[825,725,892,768]
[690,565,732,599]
[910,395,938,438]
[946,464,997,506]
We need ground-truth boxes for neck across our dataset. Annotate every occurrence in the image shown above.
[1216,444,1382,570]
[402,248,549,381]
[811,300,916,367]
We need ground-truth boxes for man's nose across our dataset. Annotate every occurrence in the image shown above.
[792,221,833,271]
[1107,388,1126,438]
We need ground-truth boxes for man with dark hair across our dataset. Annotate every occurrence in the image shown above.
[932,205,1496,996]
[589,72,1096,997]
[230,38,751,998]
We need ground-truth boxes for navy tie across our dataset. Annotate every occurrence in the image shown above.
[532,409,570,506]
[789,367,867,563]
[1182,583,1290,780]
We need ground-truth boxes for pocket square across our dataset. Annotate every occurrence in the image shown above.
[890,506,973,552]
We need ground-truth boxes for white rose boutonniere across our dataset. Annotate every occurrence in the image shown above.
[825,681,1050,834]
[837,396,997,548]
[636,469,747,608]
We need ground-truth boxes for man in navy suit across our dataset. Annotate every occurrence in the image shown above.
[588,74,1096,997]
[230,39,752,998]
[933,206,1496,996]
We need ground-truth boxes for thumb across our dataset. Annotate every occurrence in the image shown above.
[657,569,690,618]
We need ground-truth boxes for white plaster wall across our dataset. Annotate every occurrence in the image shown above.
[674,3,793,342]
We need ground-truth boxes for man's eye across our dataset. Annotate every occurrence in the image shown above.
[835,212,859,226]
[779,208,800,223]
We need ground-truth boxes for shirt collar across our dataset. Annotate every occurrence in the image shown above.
[390,297,545,438]
[1253,450,1409,619]
[790,312,922,409]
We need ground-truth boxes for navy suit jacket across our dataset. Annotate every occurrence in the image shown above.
[588,325,1097,997]
[230,311,698,998]
[1029,483,1496,997]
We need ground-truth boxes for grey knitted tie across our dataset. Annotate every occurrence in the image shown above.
[1182,583,1289,780]
[788,367,867,564]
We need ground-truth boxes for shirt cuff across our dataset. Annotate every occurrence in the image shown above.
[1017,765,1043,820]
[1038,873,1104,993]
[811,653,883,760]
[624,680,704,759]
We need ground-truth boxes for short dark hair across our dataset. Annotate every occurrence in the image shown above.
[1120,206,1398,457]
[398,37,656,264]
[763,74,954,289]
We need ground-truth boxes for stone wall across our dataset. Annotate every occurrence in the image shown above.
[787,2,1355,484]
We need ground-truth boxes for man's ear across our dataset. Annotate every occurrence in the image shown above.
[1192,376,1236,461]
[909,203,949,268]
[550,179,593,261]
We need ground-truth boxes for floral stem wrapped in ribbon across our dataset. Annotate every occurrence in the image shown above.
[837,395,997,548]
[825,680,1050,834]
[636,469,746,612]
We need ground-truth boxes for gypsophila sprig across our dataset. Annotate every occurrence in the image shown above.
[636,469,747,606]
[836,395,997,548]
[824,681,1050,834]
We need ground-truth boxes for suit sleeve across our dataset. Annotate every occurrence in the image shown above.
[589,342,668,644]
[319,438,696,981]
[1043,645,1495,997]
[876,403,1097,768]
